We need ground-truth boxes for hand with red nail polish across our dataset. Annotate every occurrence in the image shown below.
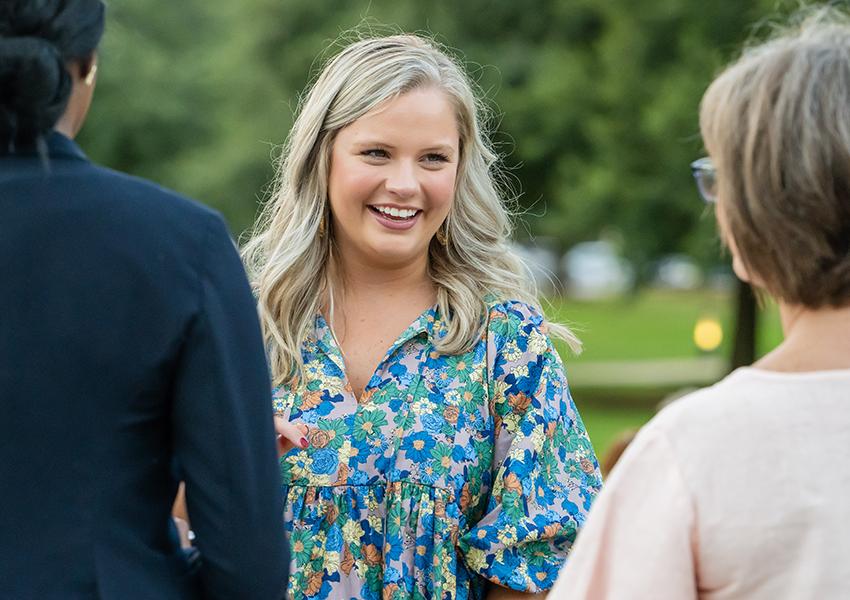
[273,416,310,457]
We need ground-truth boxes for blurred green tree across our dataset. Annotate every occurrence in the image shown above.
[79,0,786,273]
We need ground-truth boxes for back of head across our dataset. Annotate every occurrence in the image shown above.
[700,7,850,308]
[0,0,104,151]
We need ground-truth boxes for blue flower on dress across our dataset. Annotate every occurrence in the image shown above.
[374,453,392,473]
[300,412,320,425]
[414,532,434,570]
[361,582,380,600]
[322,360,344,378]
[325,526,343,552]
[528,562,558,590]
[419,467,440,486]
[315,580,334,598]
[384,537,403,562]
[421,412,445,435]
[390,467,411,480]
[347,469,369,485]
[315,393,344,416]
[507,452,535,479]
[535,483,557,506]
[462,440,477,461]
[492,549,525,588]
[384,565,402,583]
[401,431,435,462]
[311,449,339,475]
[388,362,408,378]
[520,417,537,436]
[431,367,454,391]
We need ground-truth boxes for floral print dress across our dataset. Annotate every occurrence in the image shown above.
[273,300,601,600]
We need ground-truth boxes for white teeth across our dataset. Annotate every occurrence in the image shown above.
[375,206,417,219]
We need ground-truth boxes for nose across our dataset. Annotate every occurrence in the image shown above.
[384,160,418,199]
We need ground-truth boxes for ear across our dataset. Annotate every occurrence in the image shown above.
[731,253,752,284]
[79,52,98,86]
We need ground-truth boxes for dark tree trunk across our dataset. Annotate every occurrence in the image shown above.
[730,278,757,371]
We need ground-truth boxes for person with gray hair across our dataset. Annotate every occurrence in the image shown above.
[550,7,850,599]
[243,34,601,599]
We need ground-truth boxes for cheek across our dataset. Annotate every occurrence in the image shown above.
[329,162,379,214]
[714,202,735,250]
[715,203,759,285]
[425,170,458,213]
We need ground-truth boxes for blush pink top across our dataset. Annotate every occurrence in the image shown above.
[550,367,850,600]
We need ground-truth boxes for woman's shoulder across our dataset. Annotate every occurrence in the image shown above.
[89,163,220,223]
[648,372,758,435]
[655,366,850,435]
[484,298,558,369]
[485,297,545,327]
[639,368,813,472]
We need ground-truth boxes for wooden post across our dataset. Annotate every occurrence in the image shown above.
[730,278,757,371]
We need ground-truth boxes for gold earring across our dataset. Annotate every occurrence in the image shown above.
[435,224,448,246]
[84,63,98,86]
[318,211,326,237]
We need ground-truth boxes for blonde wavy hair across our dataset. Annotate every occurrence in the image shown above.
[242,34,580,387]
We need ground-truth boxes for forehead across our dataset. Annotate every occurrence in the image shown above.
[338,87,460,148]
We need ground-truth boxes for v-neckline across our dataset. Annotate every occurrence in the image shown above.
[314,306,437,403]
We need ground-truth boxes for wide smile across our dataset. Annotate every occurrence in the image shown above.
[367,205,422,231]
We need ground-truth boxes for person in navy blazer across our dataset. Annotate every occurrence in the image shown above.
[0,1,289,598]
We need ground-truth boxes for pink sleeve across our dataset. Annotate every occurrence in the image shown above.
[548,425,698,600]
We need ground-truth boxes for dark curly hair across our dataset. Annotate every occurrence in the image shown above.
[0,0,105,151]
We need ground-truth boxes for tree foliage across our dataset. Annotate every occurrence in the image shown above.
[79,0,792,270]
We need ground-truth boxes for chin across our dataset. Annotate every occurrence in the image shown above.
[367,240,424,266]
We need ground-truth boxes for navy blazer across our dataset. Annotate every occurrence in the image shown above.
[0,133,288,599]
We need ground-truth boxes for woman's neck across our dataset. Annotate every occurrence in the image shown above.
[754,301,850,372]
[328,249,435,309]
[324,250,437,353]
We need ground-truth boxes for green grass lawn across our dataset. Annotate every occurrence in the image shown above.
[546,289,783,362]
[545,288,785,459]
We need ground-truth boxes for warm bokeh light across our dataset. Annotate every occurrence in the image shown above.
[694,317,723,352]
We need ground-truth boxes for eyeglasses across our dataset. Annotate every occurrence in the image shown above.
[690,157,717,204]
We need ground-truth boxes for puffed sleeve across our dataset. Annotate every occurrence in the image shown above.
[458,301,602,592]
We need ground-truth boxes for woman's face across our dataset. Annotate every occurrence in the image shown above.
[327,86,460,270]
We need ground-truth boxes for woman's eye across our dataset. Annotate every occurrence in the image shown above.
[423,153,449,164]
[362,149,389,159]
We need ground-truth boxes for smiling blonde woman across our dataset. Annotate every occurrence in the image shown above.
[242,34,601,600]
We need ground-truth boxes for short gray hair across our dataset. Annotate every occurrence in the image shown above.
[700,7,850,308]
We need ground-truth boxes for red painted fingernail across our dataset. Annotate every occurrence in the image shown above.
[300,437,309,448]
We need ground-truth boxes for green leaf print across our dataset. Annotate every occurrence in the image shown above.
[502,490,526,523]
[353,409,388,441]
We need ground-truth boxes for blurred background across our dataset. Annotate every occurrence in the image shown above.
[80,0,797,464]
